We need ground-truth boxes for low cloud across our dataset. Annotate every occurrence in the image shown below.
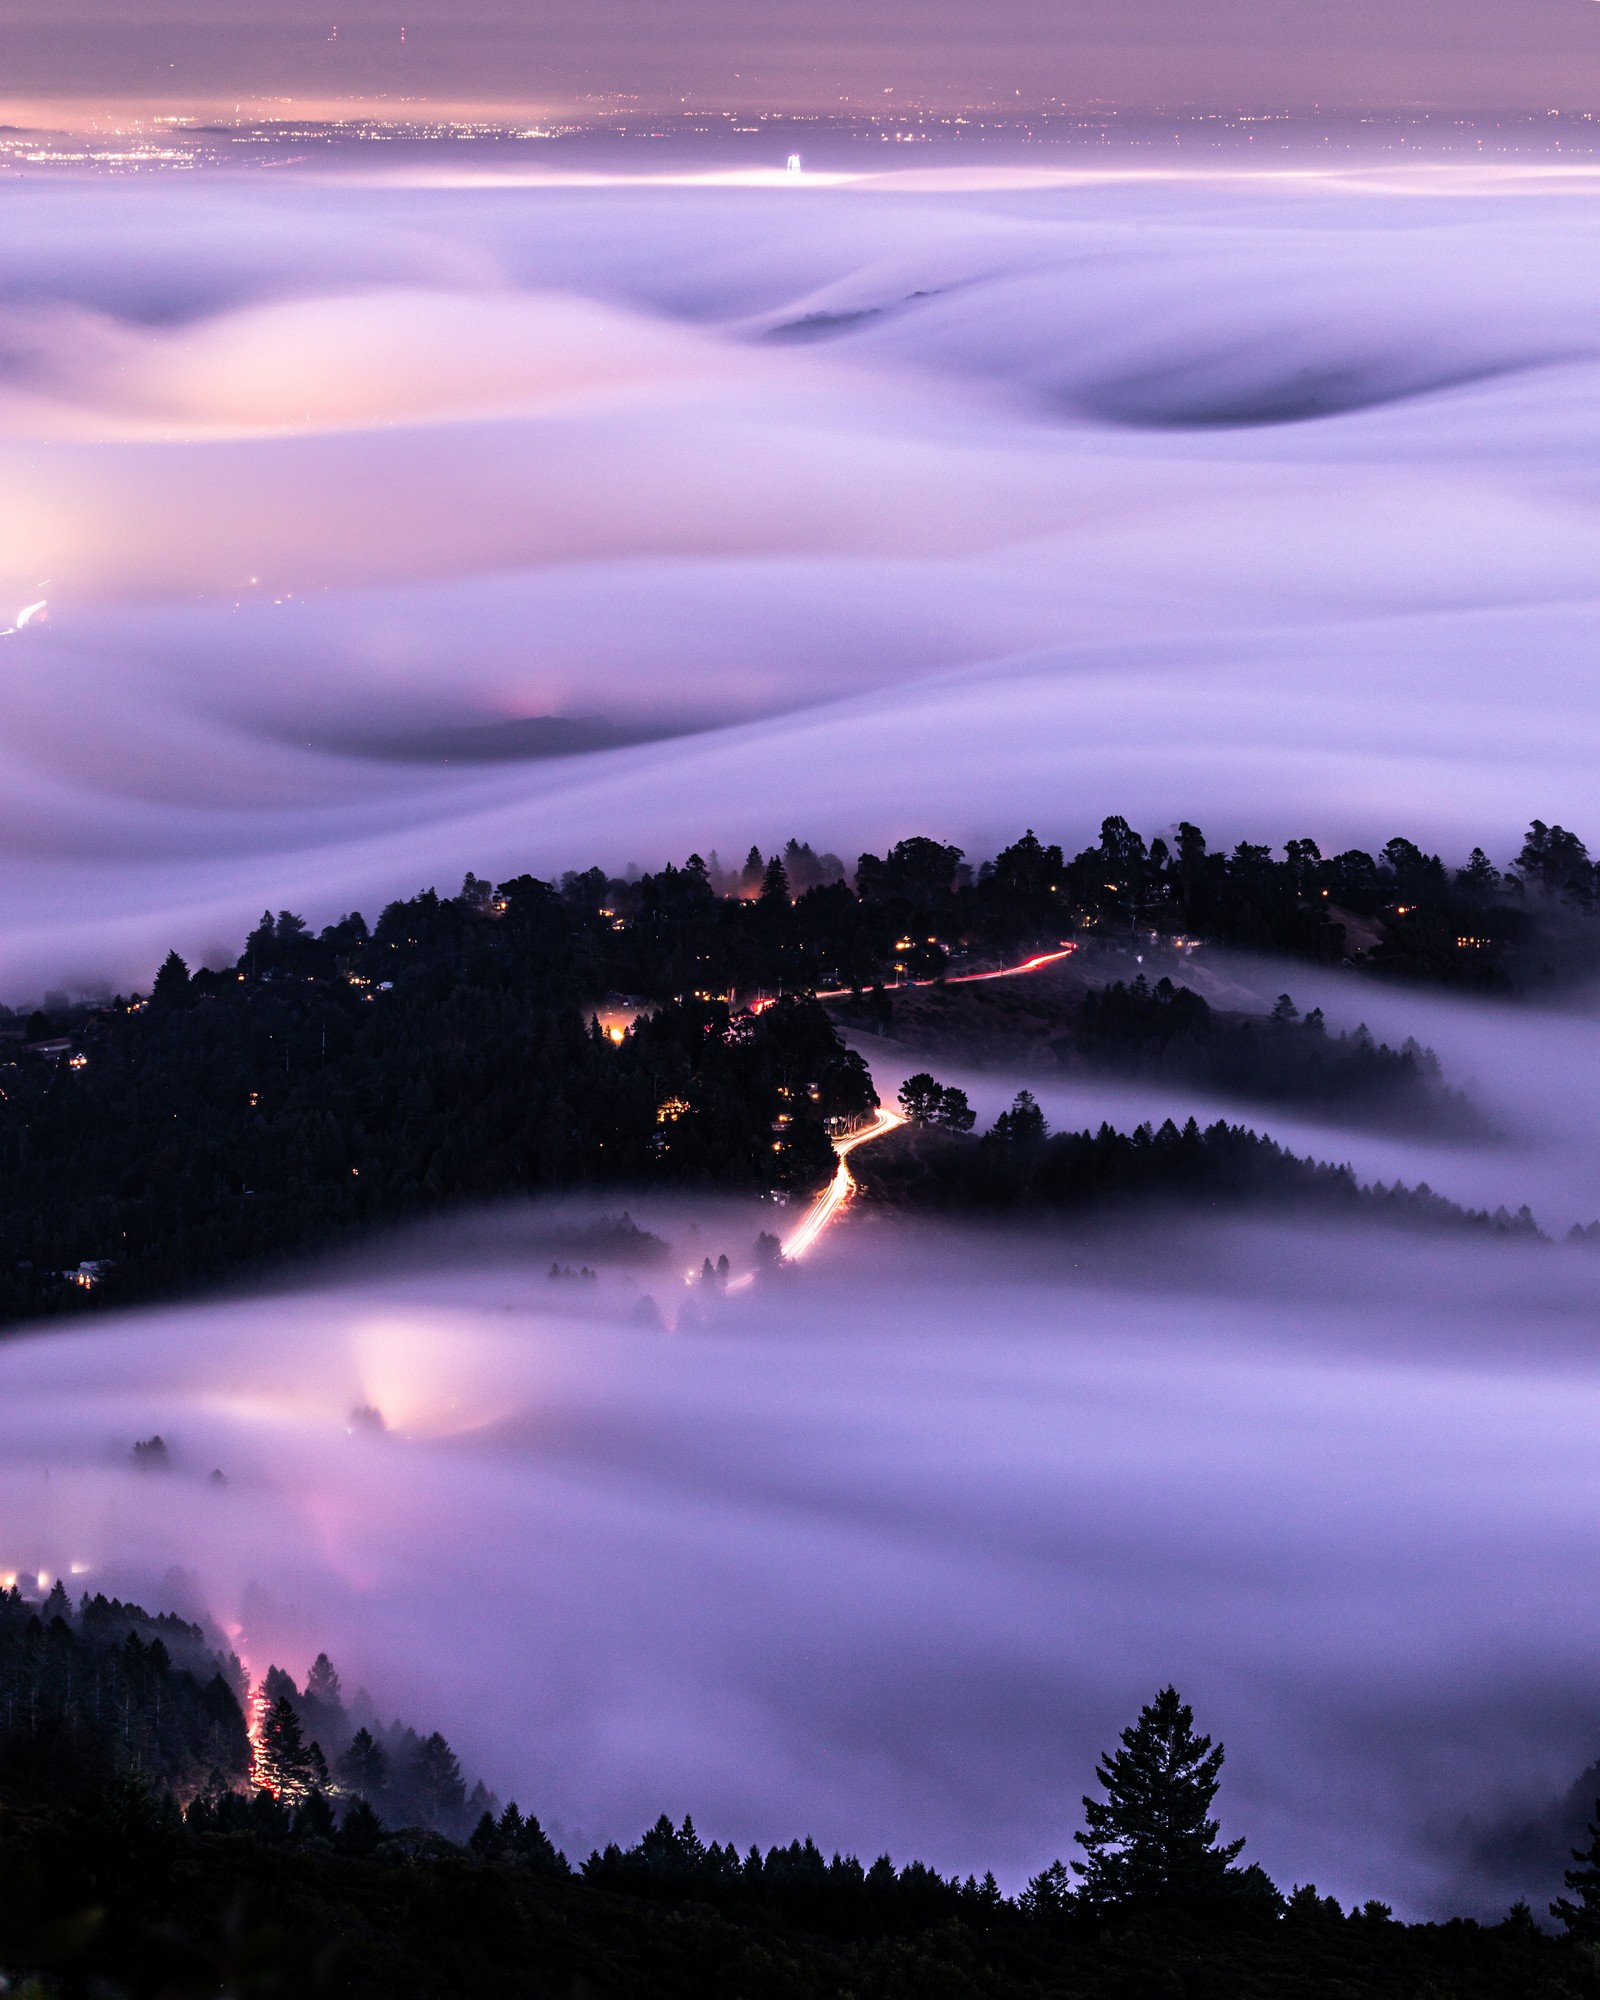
[1,170,1600,992]
[1,1203,1597,1913]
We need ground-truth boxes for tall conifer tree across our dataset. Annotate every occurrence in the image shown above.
[1073,1686,1243,1910]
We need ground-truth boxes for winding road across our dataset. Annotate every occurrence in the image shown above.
[732,942,1079,1275]
[779,1104,906,1263]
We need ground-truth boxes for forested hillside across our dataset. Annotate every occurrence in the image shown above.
[0,813,1589,1327]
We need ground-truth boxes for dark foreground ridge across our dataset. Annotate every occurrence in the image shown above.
[4,1632,1598,2000]
[0,813,1590,1326]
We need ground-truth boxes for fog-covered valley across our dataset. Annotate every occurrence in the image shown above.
[3,1197,1599,1917]
[4,157,1600,1957]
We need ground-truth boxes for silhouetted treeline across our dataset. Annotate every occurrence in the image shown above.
[0,1586,249,1807]
[0,1591,504,1859]
[0,812,1587,1324]
[635,817,1597,995]
[0,1706,1592,1998]
[1064,975,1478,1132]
[964,817,1597,990]
[0,870,873,1323]
[583,1811,1014,1938]
[835,817,1597,992]
[251,1651,497,1842]
[866,1095,1544,1240]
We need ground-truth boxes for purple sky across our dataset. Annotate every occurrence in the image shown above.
[1,0,1599,111]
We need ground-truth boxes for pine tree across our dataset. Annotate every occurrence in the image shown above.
[760,853,790,906]
[293,1789,337,1841]
[151,951,192,1010]
[518,1813,567,1873]
[1020,1858,1074,1921]
[244,910,276,976]
[1073,1686,1244,1911]
[991,1090,1047,1147]
[259,1695,317,1804]
[411,1730,466,1830]
[262,1665,298,1707]
[336,1725,388,1801]
[1552,1800,1600,1940]
[304,1652,342,1708]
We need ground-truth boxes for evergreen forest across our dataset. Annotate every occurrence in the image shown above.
[869,1086,1548,1239]
[1,1651,1596,1999]
[0,814,1593,1327]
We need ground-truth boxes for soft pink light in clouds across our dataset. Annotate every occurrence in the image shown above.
[3,1203,1599,1916]
[1,168,1599,996]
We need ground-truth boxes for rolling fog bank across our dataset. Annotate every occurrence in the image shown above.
[2,166,1600,991]
[2,1199,1596,1918]
[0,152,1594,1935]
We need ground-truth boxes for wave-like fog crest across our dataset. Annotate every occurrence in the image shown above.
[2,169,1600,989]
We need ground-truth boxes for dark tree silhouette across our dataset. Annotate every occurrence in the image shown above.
[150,950,193,1010]
[933,1085,975,1132]
[337,1725,388,1801]
[411,1731,467,1829]
[304,1652,342,1708]
[990,1090,1047,1147]
[338,1795,384,1855]
[1073,1686,1244,1911]
[897,1073,946,1124]
[1552,1798,1600,1940]
[897,1073,976,1131]
[760,853,791,905]
[293,1789,337,1841]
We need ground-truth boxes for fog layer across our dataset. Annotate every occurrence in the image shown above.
[2,166,1600,992]
[3,1207,1597,1915]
